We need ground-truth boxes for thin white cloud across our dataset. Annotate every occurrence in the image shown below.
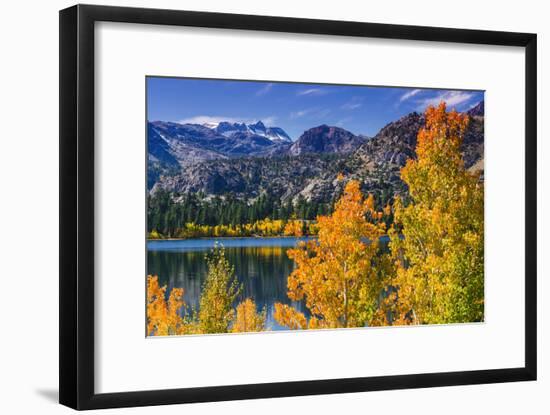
[256,83,274,96]
[315,109,332,119]
[417,90,475,110]
[179,115,243,125]
[290,108,313,119]
[290,107,331,120]
[336,116,353,126]
[342,103,361,110]
[296,88,328,96]
[262,116,278,126]
[179,115,277,126]
[399,89,421,102]
[341,97,363,110]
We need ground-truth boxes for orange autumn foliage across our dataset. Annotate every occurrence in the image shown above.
[146,275,196,336]
[283,219,304,237]
[274,180,391,329]
[232,298,266,333]
[387,102,484,325]
[273,303,308,330]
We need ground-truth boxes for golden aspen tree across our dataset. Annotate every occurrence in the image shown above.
[389,102,484,325]
[274,180,391,329]
[198,246,242,333]
[146,275,197,335]
[284,219,304,237]
[273,303,308,330]
[232,298,267,333]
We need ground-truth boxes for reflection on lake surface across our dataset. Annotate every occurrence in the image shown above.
[147,237,311,330]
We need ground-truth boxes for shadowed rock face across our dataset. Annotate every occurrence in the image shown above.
[288,125,366,156]
[467,100,485,117]
[354,105,484,170]
[151,153,348,203]
[354,112,423,169]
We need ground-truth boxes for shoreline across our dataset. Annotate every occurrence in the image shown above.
[146,235,312,242]
[146,235,391,242]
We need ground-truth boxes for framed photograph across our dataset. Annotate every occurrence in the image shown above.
[59,4,537,410]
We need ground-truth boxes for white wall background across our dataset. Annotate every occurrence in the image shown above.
[0,0,546,413]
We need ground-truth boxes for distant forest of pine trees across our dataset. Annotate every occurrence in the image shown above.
[147,190,337,238]
[147,176,401,238]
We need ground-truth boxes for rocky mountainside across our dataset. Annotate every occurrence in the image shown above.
[467,100,484,117]
[151,124,370,201]
[150,102,484,205]
[147,120,293,188]
[152,154,349,202]
[353,103,484,172]
[288,125,366,156]
[147,121,366,189]
[149,120,291,160]
[355,112,423,168]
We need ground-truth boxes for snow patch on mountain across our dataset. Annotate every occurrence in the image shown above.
[202,122,219,129]
[203,120,292,142]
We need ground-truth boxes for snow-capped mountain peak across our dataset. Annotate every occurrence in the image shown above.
[202,120,292,142]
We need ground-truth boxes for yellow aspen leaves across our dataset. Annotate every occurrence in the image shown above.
[146,275,196,335]
[146,247,242,336]
[274,180,391,329]
[232,299,267,333]
[284,219,304,237]
[388,102,484,325]
[273,303,308,330]
[198,247,242,334]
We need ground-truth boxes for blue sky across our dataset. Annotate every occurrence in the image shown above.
[147,77,484,140]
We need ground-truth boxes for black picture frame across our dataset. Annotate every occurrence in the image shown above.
[59,4,537,410]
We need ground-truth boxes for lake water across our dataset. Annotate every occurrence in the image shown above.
[147,237,311,330]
